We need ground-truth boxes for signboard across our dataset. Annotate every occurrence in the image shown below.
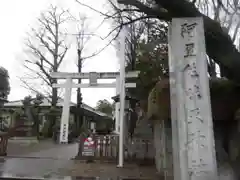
[59,78,72,143]
[82,137,95,156]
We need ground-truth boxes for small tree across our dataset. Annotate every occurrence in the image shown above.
[0,67,10,102]
[95,99,114,117]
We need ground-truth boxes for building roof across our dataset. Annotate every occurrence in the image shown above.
[111,92,138,102]
[4,97,108,117]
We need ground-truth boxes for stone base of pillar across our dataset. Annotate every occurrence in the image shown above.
[153,119,173,176]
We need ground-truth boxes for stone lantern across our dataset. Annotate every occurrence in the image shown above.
[111,92,138,134]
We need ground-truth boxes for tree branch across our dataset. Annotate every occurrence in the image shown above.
[117,0,170,20]
[35,61,52,84]
[119,0,240,83]
[23,63,52,86]
[57,47,68,68]
[35,32,55,56]
[26,39,54,68]
[19,77,44,96]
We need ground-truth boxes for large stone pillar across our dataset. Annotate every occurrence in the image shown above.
[169,17,218,180]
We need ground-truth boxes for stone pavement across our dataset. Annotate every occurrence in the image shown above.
[0,143,78,177]
[1,142,159,179]
[0,159,159,180]
[7,142,78,159]
[0,158,74,177]
[7,139,66,157]
[61,161,158,180]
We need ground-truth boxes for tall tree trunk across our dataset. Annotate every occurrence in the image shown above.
[48,78,58,137]
[76,49,83,131]
[52,86,58,107]
[76,86,83,128]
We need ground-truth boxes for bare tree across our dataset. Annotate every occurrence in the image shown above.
[68,14,108,129]
[73,15,93,129]
[21,5,72,106]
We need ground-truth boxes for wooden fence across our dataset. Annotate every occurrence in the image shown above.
[94,134,119,161]
[79,134,154,164]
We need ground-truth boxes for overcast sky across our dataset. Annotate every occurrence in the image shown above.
[0,0,119,107]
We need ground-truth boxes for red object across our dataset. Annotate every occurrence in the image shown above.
[84,137,95,147]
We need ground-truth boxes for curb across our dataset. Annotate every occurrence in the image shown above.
[0,156,73,161]
[0,174,152,180]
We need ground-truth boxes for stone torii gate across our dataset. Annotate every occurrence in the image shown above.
[50,70,139,165]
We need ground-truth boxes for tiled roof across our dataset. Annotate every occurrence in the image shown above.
[4,98,75,107]
[4,97,109,117]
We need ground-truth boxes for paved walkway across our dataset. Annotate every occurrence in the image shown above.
[2,142,159,179]
[0,157,74,177]
[0,159,158,179]
[0,143,78,177]
[8,143,79,160]
[62,162,158,180]
[7,139,61,157]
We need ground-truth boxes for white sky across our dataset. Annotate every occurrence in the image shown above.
[0,0,119,107]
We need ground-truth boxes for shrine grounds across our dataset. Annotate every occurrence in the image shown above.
[0,140,160,180]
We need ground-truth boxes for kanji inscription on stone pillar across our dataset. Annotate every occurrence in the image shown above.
[169,17,218,180]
